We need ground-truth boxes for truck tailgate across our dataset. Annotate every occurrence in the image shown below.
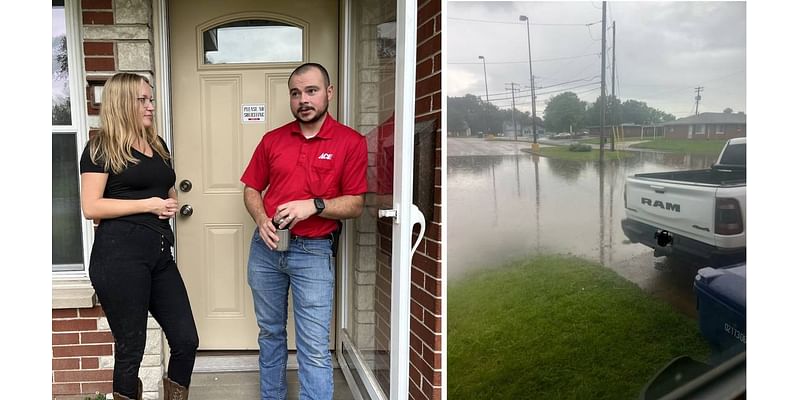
[625,177,718,245]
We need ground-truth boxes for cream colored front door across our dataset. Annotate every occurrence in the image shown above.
[169,0,338,349]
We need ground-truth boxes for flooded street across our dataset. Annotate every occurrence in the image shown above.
[448,138,719,317]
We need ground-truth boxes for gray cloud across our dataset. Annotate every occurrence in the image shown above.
[447,1,746,118]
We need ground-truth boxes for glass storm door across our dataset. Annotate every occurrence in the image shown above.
[337,1,423,399]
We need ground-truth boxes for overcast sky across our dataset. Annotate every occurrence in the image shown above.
[447,1,746,119]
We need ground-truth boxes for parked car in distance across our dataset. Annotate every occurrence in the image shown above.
[552,132,572,139]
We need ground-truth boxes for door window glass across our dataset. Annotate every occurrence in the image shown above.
[203,20,302,64]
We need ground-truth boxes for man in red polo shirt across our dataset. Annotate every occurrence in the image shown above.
[241,63,367,400]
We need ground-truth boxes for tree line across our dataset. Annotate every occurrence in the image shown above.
[448,91,677,135]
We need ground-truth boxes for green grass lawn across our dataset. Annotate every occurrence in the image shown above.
[629,138,727,155]
[534,145,635,161]
[449,255,710,400]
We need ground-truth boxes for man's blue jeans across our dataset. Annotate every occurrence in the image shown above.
[247,229,335,400]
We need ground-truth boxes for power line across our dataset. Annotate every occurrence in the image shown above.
[538,76,600,90]
[449,53,599,65]
[449,17,601,26]
[544,50,599,83]
[487,81,601,102]
[462,75,600,100]
[493,86,602,112]
[495,81,601,102]
[574,86,602,96]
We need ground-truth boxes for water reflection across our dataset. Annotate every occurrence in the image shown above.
[448,150,717,281]
[533,155,541,251]
[598,160,605,265]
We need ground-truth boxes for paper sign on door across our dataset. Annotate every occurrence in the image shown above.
[242,104,266,123]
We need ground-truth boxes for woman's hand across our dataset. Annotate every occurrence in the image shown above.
[149,197,178,219]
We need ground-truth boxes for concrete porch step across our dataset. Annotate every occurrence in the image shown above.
[189,352,353,400]
[189,370,353,400]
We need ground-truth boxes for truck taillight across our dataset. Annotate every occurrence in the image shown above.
[715,198,743,235]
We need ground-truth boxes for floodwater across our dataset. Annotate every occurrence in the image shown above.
[447,138,719,316]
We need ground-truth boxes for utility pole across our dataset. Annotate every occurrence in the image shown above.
[505,82,520,141]
[478,55,489,104]
[600,1,607,162]
[520,14,537,143]
[694,86,704,115]
[610,20,616,151]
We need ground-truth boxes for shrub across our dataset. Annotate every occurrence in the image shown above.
[569,143,592,152]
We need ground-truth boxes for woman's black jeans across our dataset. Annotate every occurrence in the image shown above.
[89,220,198,398]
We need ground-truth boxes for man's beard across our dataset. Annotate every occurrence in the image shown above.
[293,103,328,125]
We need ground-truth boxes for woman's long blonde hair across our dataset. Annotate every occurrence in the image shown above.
[88,73,170,174]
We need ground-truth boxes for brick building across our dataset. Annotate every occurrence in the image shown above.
[662,112,746,140]
[51,0,441,399]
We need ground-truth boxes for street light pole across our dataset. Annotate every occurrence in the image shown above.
[520,14,537,144]
[478,55,489,104]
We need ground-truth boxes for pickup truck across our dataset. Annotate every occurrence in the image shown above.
[621,138,746,267]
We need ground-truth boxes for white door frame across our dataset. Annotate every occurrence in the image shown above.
[153,0,172,149]
[387,1,418,399]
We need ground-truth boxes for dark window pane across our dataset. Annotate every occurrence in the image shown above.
[52,5,71,125]
[53,133,84,267]
[203,20,302,64]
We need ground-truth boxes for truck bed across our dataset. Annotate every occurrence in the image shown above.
[634,168,745,187]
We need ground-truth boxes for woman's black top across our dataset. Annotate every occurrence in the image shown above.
[79,137,176,245]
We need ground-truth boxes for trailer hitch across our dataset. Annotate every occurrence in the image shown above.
[655,230,673,247]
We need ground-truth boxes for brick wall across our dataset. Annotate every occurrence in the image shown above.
[52,306,166,399]
[81,0,154,126]
[52,307,114,399]
[409,1,442,400]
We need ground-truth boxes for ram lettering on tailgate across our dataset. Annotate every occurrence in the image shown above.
[641,197,680,212]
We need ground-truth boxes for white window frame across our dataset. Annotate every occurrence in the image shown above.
[716,124,725,135]
[53,0,91,277]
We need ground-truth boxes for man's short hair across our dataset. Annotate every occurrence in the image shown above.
[289,63,331,87]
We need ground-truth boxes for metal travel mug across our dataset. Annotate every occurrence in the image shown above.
[273,218,290,252]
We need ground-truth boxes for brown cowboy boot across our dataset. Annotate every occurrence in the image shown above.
[163,377,190,400]
[113,378,143,400]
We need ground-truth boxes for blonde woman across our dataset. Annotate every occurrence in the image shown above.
[80,73,197,400]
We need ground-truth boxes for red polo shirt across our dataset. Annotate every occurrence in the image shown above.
[241,114,368,237]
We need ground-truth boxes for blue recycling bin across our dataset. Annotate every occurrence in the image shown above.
[693,263,746,356]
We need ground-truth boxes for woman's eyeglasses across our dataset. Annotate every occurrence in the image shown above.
[136,97,156,106]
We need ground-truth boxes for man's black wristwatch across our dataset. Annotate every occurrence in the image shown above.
[313,197,325,215]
